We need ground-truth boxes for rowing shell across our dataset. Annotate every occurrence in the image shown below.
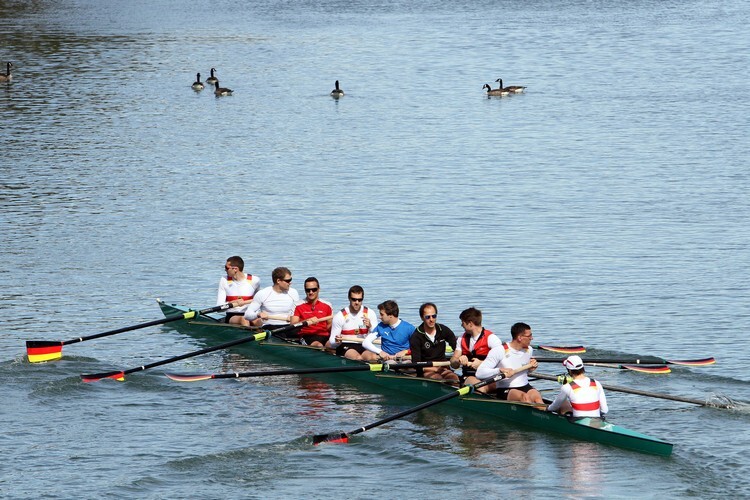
[155,299,673,456]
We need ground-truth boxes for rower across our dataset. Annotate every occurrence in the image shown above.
[475,322,543,403]
[547,355,609,418]
[290,277,333,347]
[242,267,301,334]
[362,300,415,361]
[217,255,260,326]
[450,307,502,392]
[410,302,459,382]
[327,285,380,361]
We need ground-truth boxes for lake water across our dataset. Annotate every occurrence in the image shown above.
[2,0,749,497]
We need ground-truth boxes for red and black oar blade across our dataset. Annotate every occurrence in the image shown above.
[668,357,716,366]
[535,345,586,354]
[26,341,64,363]
[313,431,350,445]
[81,370,126,383]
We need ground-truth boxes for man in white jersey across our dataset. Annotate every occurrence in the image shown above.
[547,355,609,418]
[217,256,261,326]
[243,267,301,335]
[476,322,542,403]
[326,285,379,361]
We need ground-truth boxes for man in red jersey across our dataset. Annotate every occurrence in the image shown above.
[450,307,502,392]
[290,277,333,347]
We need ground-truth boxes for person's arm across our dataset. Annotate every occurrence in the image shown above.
[475,346,506,379]
[362,330,382,355]
[243,293,263,321]
[409,332,423,363]
[598,382,609,416]
[290,304,304,325]
[546,386,570,413]
[217,278,227,306]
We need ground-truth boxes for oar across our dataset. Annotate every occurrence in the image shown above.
[533,345,586,354]
[80,318,319,383]
[532,372,735,409]
[165,360,451,382]
[585,363,671,374]
[313,362,534,445]
[534,356,715,366]
[27,302,242,363]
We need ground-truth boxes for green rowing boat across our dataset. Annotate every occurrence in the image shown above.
[156,299,673,456]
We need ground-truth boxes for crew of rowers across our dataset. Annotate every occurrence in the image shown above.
[218,257,608,418]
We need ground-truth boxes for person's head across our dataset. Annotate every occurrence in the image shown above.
[563,355,585,376]
[348,285,365,311]
[272,267,293,290]
[510,322,532,340]
[304,277,320,301]
[459,307,482,332]
[377,300,400,324]
[225,256,244,274]
[419,302,438,329]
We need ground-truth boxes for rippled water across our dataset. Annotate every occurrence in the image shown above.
[2,0,749,497]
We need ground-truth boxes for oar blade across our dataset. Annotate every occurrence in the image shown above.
[26,340,64,363]
[536,345,586,354]
[668,357,716,366]
[81,371,126,383]
[313,431,349,445]
[164,372,215,382]
[622,364,671,374]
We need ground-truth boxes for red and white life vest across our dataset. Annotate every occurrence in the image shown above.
[460,328,494,360]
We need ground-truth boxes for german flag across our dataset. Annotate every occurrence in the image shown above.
[26,341,64,363]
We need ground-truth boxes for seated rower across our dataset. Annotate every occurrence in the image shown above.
[476,322,542,403]
[242,267,301,336]
[290,277,333,348]
[362,300,415,361]
[547,355,609,418]
[217,256,260,326]
[450,307,502,391]
[327,286,380,361]
[410,302,459,382]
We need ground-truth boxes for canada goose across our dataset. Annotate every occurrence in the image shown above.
[483,83,508,96]
[191,73,204,90]
[496,78,526,93]
[206,68,218,85]
[214,80,233,96]
[330,80,344,98]
[0,62,13,83]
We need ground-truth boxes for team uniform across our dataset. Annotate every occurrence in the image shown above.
[243,286,301,334]
[217,274,260,322]
[547,377,609,417]
[410,323,457,377]
[476,341,536,400]
[328,306,379,356]
[362,319,415,356]
[456,328,501,378]
[293,299,333,345]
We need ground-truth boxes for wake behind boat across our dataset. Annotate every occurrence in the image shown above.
[156,299,674,456]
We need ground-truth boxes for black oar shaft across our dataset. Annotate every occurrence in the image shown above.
[64,303,233,345]
[535,357,668,365]
[533,373,731,408]
[211,361,443,379]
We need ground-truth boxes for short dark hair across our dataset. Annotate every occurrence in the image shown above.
[419,302,438,319]
[304,277,319,287]
[378,300,399,317]
[226,256,244,271]
[348,285,364,298]
[272,267,292,283]
[459,307,482,326]
[568,367,585,376]
[510,322,531,340]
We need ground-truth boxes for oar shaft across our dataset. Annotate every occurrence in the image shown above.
[533,373,729,408]
[208,361,450,380]
[64,303,234,345]
[535,357,668,365]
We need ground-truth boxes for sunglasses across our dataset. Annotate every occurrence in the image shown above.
[349,297,363,302]
[280,278,293,283]
[304,287,319,293]
[423,314,437,320]
[224,266,235,271]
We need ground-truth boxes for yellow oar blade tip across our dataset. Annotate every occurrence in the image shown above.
[26,340,64,363]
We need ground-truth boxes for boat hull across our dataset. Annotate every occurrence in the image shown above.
[157,300,673,456]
